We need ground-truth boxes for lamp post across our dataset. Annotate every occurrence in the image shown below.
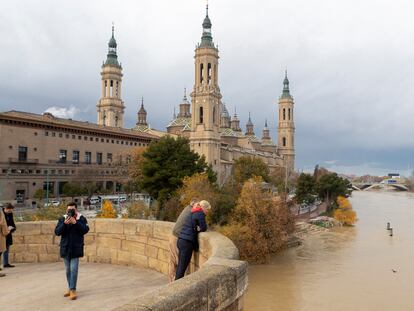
[46,170,49,206]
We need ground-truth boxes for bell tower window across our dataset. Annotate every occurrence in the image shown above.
[200,64,204,84]
[199,106,204,123]
[207,63,212,84]
[283,137,286,147]
[288,108,291,120]
[115,115,118,127]
[213,106,216,124]
[283,108,286,120]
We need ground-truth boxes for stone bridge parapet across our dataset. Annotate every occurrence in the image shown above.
[10,219,247,311]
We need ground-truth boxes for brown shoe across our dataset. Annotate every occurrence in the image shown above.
[0,273,5,277]
[69,290,77,300]
[63,290,70,297]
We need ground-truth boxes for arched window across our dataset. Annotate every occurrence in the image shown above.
[283,108,286,120]
[199,106,204,123]
[103,114,106,126]
[288,108,291,120]
[115,115,118,127]
[282,137,286,147]
[200,63,204,84]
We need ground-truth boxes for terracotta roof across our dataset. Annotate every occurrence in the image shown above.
[0,110,158,140]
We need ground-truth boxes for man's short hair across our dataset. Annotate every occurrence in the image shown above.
[199,200,211,210]
[5,203,14,209]
[67,202,77,209]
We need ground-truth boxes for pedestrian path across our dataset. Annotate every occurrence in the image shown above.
[0,262,167,311]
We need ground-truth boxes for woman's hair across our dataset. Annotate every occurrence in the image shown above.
[199,200,211,210]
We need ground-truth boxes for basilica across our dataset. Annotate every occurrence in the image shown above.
[97,6,296,183]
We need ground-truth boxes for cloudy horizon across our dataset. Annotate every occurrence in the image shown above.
[1,0,413,176]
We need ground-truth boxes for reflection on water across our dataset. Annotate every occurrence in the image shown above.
[245,191,414,311]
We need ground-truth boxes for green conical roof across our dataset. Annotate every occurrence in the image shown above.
[281,70,292,99]
[200,5,214,48]
[105,25,120,66]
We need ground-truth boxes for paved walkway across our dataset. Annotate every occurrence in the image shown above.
[0,262,168,311]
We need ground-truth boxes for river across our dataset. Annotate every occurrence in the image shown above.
[245,191,414,311]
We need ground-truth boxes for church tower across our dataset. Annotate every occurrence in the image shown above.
[97,25,125,127]
[245,113,255,136]
[137,97,148,126]
[190,5,222,175]
[277,71,295,171]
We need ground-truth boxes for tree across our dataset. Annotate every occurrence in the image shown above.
[62,183,83,200]
[220,176,295,263]
[128,147,146,183]
[139,136,216,207]
[33,189,53,202]
[333,196,357,226]
[125,201,151,219]
[233,156,270,186]
[316,172,351,211]
[97,200,117,218]
[295,173,316,204]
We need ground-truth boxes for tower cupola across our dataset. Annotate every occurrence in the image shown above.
[137,97,148,126]
[231,110,241,132]
[220,103,231,128]
[178,88,191,118]
[281,70,292,99]
[245,112,255,136]
[200,5,214,48]
[106,25,120,67]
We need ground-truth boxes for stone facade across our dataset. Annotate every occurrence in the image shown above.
[10,219,247,311]
[0,111,157,201]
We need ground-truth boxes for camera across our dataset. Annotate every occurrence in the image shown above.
[67,209,76,218]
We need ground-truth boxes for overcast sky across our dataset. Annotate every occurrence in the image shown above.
[1,0,413,176]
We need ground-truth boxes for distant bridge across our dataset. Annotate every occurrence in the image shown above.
[352,183,409,191]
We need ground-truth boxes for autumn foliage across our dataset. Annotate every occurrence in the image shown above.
[333,196,357,226]
[219,176,295,263]
[97,200,117,218]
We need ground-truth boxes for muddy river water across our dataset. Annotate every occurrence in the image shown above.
[245,191,414,311]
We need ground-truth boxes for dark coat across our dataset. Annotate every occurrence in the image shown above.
[3,209,16,246]
[54,214,89,259]
[178,209,207,249]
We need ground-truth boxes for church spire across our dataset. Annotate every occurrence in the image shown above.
[200,4,214,48]
[281,70,292,99]
[106,24,119,66]
[245,112,255,136]
[137,97,148,126]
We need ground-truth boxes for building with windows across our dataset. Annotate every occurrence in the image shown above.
[0,5,295,201]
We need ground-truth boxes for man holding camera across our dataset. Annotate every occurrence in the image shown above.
[55,202,89,300]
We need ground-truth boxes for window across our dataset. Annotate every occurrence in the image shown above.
[59,150,67,163]
[282,137,286,147]
[107,153,113,163]
[84,136,88,141]
[97,152,103,165]
[95,137,99,142]
[72,135,76,139]
[78,135,82,140]
[66,134,69,138]
[90,137,93,141]
[283,108,286,121]
[288,108,291,120]
[200,63,204,84]
[207,63,212,84]
[52,132,56,137]
[101,138,104,142]
[72,151,79,164]
[199,106,203,123]
[115,116,118,127]
[18,146,28,162]
[34,132,38,136]
[85,152,91,164]
[45,131,49,136]
[59,133,62,138]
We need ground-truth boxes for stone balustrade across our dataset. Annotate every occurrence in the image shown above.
[9,219,247,311]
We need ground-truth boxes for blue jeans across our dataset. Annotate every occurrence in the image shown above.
[63,257,79,290]
[3,245,10,266]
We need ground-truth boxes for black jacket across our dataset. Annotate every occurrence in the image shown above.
[54,214,89,258]
[3,209,16,246]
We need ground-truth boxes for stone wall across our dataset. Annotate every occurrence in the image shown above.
[9,219,248,311]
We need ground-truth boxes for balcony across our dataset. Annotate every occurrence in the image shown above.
[9,158,39,164]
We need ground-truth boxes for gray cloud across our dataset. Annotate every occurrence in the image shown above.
[1,0,413,175]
